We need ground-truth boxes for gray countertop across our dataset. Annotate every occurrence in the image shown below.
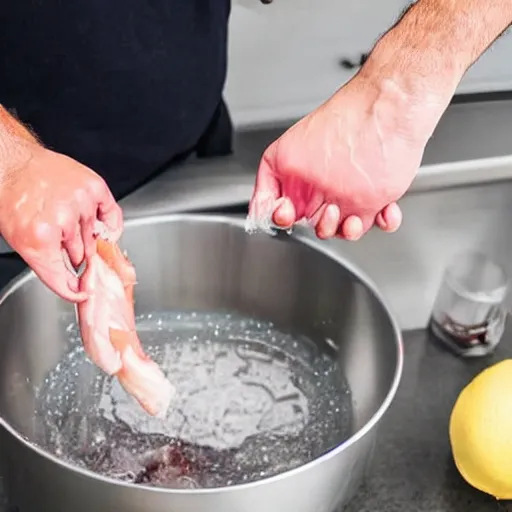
[345,326,512,512]
[0,252,511,510]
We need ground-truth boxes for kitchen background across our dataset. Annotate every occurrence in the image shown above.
[2,0,512,332]
[2,3,512,511]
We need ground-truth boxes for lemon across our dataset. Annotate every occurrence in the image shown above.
[449,359,512,499]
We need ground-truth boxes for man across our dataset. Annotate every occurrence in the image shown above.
[0,0,509,302]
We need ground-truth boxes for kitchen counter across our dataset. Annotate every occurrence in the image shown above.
[344,327,512,512]
[0,255,511,512]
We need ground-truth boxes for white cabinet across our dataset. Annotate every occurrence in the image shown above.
[225,0,512,128]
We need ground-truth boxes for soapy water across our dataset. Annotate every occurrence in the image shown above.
[33,311,352,489]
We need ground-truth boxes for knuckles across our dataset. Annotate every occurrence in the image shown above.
[25,219,56,248]
[85,174,110,200]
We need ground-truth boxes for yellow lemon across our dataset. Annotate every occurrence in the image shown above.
[449,359,512,499]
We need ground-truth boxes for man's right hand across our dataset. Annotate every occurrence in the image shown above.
[0,138,123,302]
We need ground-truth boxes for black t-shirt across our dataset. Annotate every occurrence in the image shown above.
[0,0,231,198]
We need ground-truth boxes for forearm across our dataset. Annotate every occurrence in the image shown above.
[364,0,512,98]
[350,0,512,141]
[0,106,39,177]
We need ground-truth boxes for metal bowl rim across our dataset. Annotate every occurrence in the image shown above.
[0,212,404,494]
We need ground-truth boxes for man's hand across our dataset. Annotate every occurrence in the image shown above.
[250,76,421,240]
[250,0,512,240]
[0,108,122,302]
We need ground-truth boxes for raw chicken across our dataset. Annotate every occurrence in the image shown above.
[76,236,174,417]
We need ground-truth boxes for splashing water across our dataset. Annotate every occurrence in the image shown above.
[244,196,312,236]
[33,311,352,489]
[245,196,281,236]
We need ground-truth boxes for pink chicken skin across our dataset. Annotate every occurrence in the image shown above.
[76,238,174,417]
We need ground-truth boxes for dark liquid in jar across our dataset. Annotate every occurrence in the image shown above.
[431,314,490,349]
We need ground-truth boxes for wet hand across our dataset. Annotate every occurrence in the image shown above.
[249,75,428,240]
[0,144,123,302]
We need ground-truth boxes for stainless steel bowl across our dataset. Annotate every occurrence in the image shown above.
[0,214,403,512]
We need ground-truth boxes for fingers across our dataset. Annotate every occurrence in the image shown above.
[63,220,86,268]
[252,137,405,242]
[272,198,295,229]
[98,199,123,242]
[88,176,123,242]
[26,249,88,302]
[35,214,101,303]
[33,181,120,302]
[309,202,402,242]
[62,215,99,275]
[375,202,402,232]
[335,206,402,241]
[80,215,98,259]
[249,144,299,234]
[315,204,340,239]
[57,178,121,298]
[334,203,402,240]
[14,219,86,301]
[311,202,368,241]
[252,145,280,202]
[249,144,292,227]
[61,191,99,268]
[338,215,364,241]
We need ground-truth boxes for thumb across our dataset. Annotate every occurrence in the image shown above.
[251,143,280,204]
[248,143,296,231]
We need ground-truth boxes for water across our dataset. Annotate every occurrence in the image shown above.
[33,311,353,489]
